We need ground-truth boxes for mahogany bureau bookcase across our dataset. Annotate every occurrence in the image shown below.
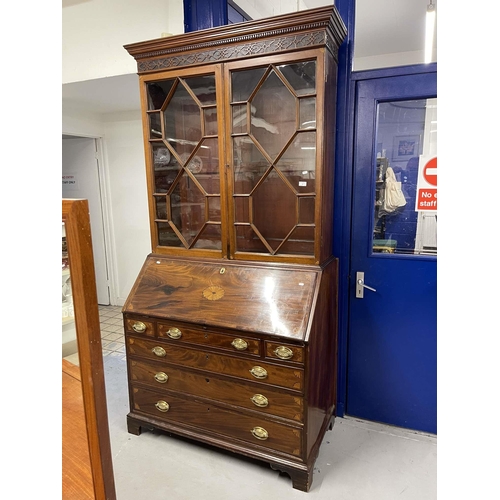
[122,6,346,491]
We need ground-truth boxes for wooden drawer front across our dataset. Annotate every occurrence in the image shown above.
[131,385,302,457]
[157,323,260,356]
[129,359,304,422]
[126,337,303,391]
[125,317,155,337]
[265,341,305,364]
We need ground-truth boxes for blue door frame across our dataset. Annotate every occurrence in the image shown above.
[181,0,436,423]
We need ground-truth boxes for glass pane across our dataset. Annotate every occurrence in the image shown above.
[152,144,179,193]
[276,131,316,194]
[204,107,218,135]
[231,67,267,102]
[299,197,315,224]
[187,138,220,194]
[193,224,222,250]
[235,225,269,253]
[277,61,316,95]
[373,99,437,255]
[207,196,221,221]
[278,226,315,256]
[164,82,202,157]
[234,197,249,223]
[170,171,206,247]
[183,75,217,105]
[147,80,175,110]
[250,70,296,159]
[154,196,168,220]
[252,169,297,251]
[149,112,162,139]
[157,222,183,247]
[299,97,316,129]
[232,104,248,134]
[233,137,271,194]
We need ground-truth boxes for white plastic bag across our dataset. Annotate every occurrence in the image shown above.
[380,166,406,215]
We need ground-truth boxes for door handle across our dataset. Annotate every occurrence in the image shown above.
[356,271,376,298]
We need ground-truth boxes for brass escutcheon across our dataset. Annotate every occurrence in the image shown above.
[152,346,166,357]
[249,366,268,379]
[274,346,293,360]
[132,321,147,333]
[251,426,269,440]
[154,372,168,383]
[155,400,170,412]
[220,267,226,274]
[250,394,269,408]
[167,327,182,339]
[231,338,248,351]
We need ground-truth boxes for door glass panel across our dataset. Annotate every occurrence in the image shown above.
[276,61,316,95]
[276,131,316,194]
[148,73,221,251]
[373,98,437,255]
[230,61,317,258]
[183,75,217,105]
[147,80,175,110]
[250,70,296,160]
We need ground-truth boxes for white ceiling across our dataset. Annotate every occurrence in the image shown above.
[62,0,436,116]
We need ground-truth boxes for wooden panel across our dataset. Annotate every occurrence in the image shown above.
[129,358,304,422]
[157,322,261,355]
[123,255,319,340]
[126,336,304,391]
[62,199,116,500]
[265,341,305,364]
[62,360,94,500]
[125,317,155,337]
[131,385,302,457]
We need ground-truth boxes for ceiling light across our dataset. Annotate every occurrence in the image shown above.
[425,1,436,63]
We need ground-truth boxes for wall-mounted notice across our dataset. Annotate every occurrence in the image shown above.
[415,156,437,211]
[62,174,79,191]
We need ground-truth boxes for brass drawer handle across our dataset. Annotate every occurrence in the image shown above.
[132,321,147,333]
[250,394,269,408]
[152,346,166,357]
[249,366,267,379]
[154,372,169,384]
[231,338,248,351]
[251,426,269,440]
[155,400,170,412]
[167,327,182,339]
[274,346,293,360]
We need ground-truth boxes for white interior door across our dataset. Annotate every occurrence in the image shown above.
[62,136,110,305]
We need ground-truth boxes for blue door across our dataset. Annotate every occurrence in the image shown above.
[346,69,437,434]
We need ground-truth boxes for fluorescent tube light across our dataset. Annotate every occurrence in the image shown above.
[425,1,436,63]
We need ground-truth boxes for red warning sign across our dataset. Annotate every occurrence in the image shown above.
[423,157,437,186]
[416,156,437,211]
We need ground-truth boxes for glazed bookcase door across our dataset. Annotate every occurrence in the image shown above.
[225,51,324,263]
[140,64,228,257]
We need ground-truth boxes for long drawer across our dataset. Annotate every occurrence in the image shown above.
[126,336,304,391]
[131,385,303,457]
[129,358,304,422]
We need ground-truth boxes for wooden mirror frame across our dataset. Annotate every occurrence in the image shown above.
[62,199,116,499]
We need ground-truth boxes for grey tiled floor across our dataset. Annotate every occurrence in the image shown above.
[98,305,126,361]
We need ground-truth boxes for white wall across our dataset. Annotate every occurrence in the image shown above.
[101,112,151,304]
[62,0,184,84]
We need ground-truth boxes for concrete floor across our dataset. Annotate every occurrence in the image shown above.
[66,306,437,499]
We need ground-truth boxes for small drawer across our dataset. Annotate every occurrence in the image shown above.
[126,337,304,391]
[131,385,303,457]
[125,317,155,337]
[157,322,260,356]
[265,341,305,364]
[129,359,304,422]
